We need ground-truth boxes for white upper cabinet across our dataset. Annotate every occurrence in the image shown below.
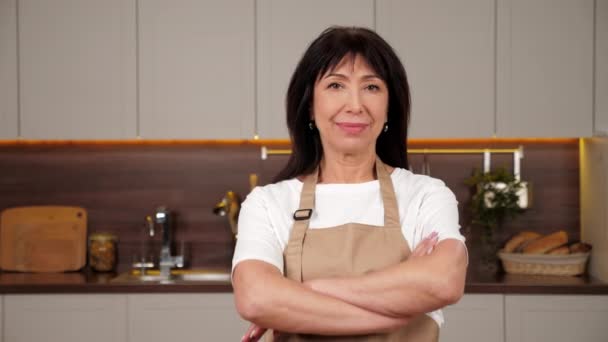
[376,0,496,138]
[138,0,255,139]
[0,0,18,139]
[18,0,137,139]
[496,0,594,137]
[596,0,608,135]
[256,0,375,139]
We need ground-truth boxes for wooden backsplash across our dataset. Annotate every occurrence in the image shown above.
[0,140,580,272]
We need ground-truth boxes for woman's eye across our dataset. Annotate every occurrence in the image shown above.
[366,84,381,91]
[327,82,342,89]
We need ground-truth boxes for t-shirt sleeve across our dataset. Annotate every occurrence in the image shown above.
[417,180,468,259]
[232,187,284,275]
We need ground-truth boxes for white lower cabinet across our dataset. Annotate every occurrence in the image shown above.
[4,294,127,342]
[127,293,249,342]
[440,294,504,342]
[505,295,608,342]
[0,295,3,341]
[3,293,607,341]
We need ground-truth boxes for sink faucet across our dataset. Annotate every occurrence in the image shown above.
[153,206,184,279]
[213,191,241,239]
[212,174,256,240]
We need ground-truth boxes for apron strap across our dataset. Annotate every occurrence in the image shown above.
[375,157,401,228]
[284,168,317,282]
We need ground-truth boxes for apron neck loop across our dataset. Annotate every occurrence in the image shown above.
[284,156,401,282]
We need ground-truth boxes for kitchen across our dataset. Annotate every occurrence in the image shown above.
[0,0,607,341]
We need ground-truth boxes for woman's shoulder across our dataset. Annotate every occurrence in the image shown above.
[391,167,456,202]
[244,178,301,206]
[391,167,448,189]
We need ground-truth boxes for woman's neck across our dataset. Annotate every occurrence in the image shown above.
[318,151,376,184]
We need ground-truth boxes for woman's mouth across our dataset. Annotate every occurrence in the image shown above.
[336,122,369,134]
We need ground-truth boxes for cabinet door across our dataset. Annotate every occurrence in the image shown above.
[18,0,137,139]
[496,0,594,137]
[138,0,254,139]
[0,295,3,342]
[441,294,504,342]
[505,295,608,342]
[376,0,495,138]
[128,293,250,342]
[596,0,608,135]
[0,0,18,139]
[256,0,375,139]
[4,294,127,342]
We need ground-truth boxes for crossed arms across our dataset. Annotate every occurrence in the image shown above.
[232,237,467,337]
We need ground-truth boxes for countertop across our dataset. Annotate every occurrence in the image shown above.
[0,269,607,295]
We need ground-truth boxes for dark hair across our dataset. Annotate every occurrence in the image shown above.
[273,26,411,183]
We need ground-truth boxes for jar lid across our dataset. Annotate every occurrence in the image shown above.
[89,232,117,242]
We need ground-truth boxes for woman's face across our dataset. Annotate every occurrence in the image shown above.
[312,54,389,156]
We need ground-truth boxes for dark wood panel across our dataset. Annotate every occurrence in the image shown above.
[0,141,579,273]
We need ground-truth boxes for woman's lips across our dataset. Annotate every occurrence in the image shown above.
[336,122,369,134]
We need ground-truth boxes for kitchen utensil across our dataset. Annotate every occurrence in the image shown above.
[0,206,87,272]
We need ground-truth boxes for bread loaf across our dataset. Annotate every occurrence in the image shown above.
[547,245,570,255]
[522,231,568,254]
[504,231,542,253]
[569,242,592,254]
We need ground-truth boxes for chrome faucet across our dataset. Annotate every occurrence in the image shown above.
[153,206,184,279]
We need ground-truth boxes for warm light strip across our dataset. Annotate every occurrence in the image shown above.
[0,137,578,146]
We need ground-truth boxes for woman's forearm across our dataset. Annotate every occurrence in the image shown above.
[308,239,468,318]
[233,260,411,336]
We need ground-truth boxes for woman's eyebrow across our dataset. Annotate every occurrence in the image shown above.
[324,73,381,80]
[324,73,348,79]
[361,74,381,81]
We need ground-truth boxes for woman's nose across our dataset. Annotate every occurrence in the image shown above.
[345,90,363,114]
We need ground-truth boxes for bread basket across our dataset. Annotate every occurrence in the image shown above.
[497,250,591,276]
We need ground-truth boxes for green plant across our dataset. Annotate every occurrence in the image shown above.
[464,167,525,232]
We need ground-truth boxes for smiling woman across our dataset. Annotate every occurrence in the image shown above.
[232,26,467,342]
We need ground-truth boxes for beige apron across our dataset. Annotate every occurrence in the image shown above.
[270,157,439,342]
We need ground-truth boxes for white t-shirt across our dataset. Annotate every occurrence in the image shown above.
[232,167,466,327]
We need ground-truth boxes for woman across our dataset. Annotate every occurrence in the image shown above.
[232,26,468,341]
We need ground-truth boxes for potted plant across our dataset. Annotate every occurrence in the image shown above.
[465,168,526,272]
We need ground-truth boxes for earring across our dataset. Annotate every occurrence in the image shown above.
[309,121,315,131]
[383,123,388,133]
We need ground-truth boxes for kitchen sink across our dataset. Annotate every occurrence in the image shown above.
[110,269,231,284]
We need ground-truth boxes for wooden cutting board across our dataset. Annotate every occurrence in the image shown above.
[0,206,87,272]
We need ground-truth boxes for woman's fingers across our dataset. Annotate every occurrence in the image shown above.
[412,231,439,257]
[242,324,267,342]
[241,324,256,342]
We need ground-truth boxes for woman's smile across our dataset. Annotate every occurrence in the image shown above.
[335,122,370,135]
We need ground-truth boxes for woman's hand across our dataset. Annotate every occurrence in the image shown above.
[411,231,439,257]
[241,323,282,342]
[241,323,265,342]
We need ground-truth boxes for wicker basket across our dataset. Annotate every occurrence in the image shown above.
[497,250,590,276]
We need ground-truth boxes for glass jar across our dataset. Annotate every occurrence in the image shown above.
[88,232,117,272]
